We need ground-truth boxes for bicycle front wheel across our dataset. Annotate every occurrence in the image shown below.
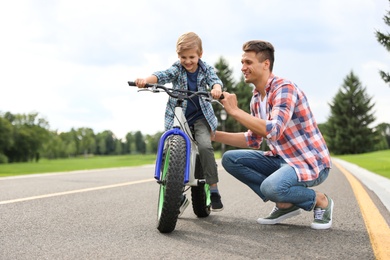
[191,155,211,218]
[157,135,186,233]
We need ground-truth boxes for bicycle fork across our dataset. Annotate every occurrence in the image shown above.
[154,128,205,186]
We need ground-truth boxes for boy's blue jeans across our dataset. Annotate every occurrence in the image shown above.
[221,149,329,211]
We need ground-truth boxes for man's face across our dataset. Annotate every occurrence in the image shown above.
[241,51,266,84]
[178,48,202,73]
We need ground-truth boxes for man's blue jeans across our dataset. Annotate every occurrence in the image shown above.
[221,149,329,211]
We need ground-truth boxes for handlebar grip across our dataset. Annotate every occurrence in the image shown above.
[128,81,156,88]
[219,94,224,100]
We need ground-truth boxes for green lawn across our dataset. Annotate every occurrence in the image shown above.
[0,154,157,177]
[0,150,389,179]
[333,150,390,179]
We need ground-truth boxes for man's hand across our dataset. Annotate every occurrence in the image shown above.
[221,92,239,117]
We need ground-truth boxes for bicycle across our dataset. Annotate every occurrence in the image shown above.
[128,81,223,233]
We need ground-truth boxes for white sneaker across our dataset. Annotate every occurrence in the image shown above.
[311,195,334,230]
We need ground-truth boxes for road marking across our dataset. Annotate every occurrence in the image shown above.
[335,161,390,259]
[0,178,155,205]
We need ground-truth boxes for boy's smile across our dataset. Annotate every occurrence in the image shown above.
[178,48,202,73]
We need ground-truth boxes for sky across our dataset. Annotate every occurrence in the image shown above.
[0,0,389,139]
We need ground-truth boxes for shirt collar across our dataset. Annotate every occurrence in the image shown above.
[198,59,206,71]
[253,73,275,96]
[265,73,275,92]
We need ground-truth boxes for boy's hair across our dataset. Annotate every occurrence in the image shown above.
[176,32,203,55]
[242,40,275,72]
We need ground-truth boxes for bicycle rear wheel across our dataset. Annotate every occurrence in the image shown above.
[191,155,211,218]
[157,135,186,233]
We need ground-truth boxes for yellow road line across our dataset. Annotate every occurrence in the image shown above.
[334,161,390,259]
[0,178,155,205]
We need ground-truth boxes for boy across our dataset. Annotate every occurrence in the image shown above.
[134,32,224,213]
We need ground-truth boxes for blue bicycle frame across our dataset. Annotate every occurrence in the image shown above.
[154,128,192,184]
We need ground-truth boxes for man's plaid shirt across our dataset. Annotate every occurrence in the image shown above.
[245,74,332,181]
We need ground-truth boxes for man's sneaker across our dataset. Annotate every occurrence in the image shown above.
[257,205,301,225]
[178,194,189,217]
[210,193,224,212]
[311,195,334,230]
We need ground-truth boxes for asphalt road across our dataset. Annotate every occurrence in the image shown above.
[1,159,389,260]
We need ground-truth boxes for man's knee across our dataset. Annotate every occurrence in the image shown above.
[221,150,235,169]
[260,180,280,201]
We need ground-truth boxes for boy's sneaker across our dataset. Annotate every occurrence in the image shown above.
[257,205,301,225]
[311,195,334,230]
[178,194,189,217]
[210,193,224,212]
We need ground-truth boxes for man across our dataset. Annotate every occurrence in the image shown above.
[212,40,333,229]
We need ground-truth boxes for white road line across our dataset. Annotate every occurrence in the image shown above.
[0,178,155,205]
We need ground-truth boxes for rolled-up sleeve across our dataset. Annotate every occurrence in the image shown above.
[153,62,180,84]
[265,83,297,141]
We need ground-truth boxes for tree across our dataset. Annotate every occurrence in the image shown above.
[125,132,135,154]
[41,131,66,159]
[213,57,236,152]
[326,71,377,154]
[59,131,78,157]
[0,116,12,162]
[2,112,50,162]
[146,132,162,154]
[95,130,116,155]
[95,133,106,155]
[76,127,96,157]
[214,56,236,124]
[374,122,390,150]
[375,1,390,86]
[114,139,123,155]
[214,58,254,152]
[134,131,146,154]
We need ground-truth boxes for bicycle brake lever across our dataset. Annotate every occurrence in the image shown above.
[213,100,224,108]
[137,88,152,92]
[137,87,160,93]
[207,98,224,108]
[204,94,225,108]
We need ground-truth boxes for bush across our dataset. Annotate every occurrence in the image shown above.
[0,153,8,164]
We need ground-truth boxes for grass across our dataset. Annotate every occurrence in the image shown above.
[333,150,390,179]
[0,154,157,177]
[0,150,388,179]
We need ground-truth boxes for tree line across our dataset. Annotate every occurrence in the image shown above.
[0,111,163,163]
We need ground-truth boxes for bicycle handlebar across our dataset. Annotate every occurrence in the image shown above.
[128,81,224,100]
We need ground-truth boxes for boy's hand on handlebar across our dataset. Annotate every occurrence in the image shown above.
[134,78,148,88]
[211,84,223,99]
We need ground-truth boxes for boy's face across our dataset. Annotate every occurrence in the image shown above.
[178,48,202,73]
